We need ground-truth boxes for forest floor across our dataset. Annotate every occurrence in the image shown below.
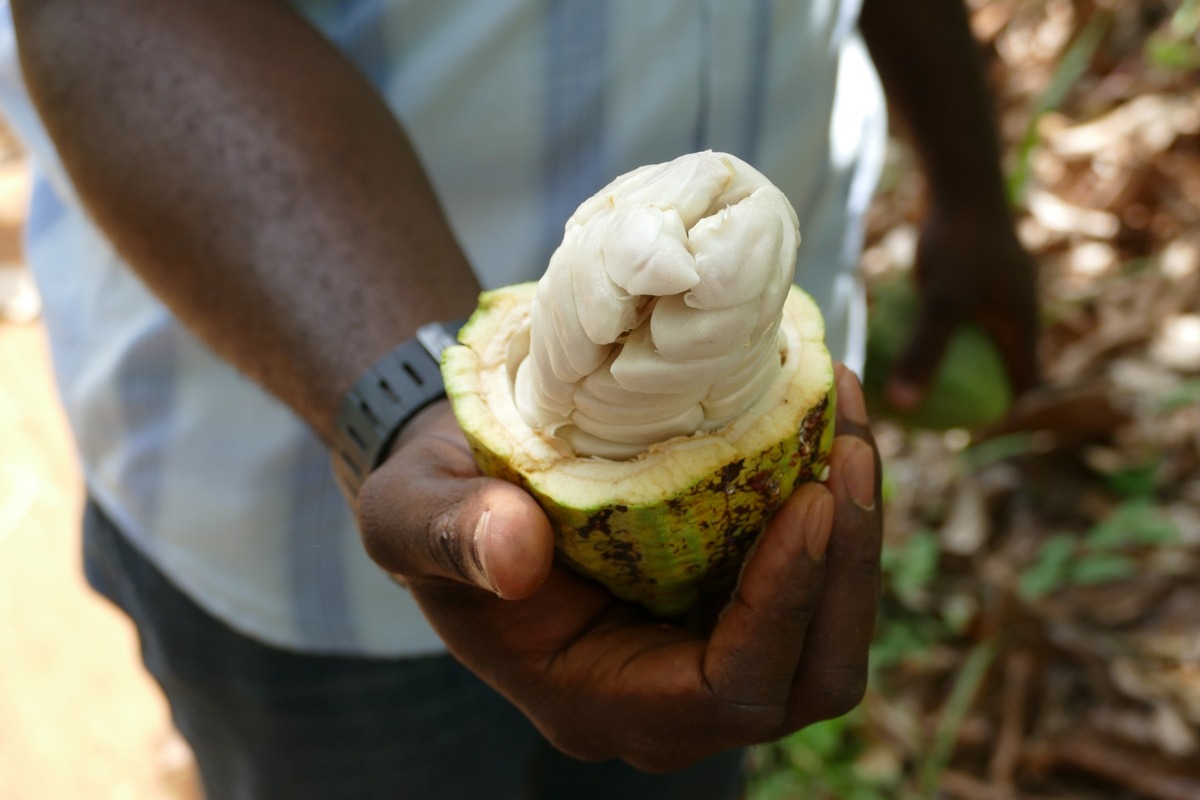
[750,1,1200,798]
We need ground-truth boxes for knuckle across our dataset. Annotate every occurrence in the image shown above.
[807,668,869,723]
[718,700,788,742]
[702,679,789,741]
[423,507,473,582]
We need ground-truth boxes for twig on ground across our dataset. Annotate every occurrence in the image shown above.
[989,649,1035,788]
[1041,734,1200,800]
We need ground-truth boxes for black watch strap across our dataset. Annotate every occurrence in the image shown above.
[332,320,464,501]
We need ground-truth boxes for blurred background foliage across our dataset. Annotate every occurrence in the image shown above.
[750,0,1200,797]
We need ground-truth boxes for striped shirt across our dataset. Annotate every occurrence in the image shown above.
[0,0,885,656]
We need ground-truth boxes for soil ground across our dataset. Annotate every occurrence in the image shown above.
[0,153,201,800]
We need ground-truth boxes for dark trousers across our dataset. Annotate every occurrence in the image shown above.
[82,501,745,800]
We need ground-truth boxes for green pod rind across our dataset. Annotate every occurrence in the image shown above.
[443,283,836,617]
[548,397,832,615]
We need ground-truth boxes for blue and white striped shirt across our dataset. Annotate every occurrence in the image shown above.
[0,0,884,656]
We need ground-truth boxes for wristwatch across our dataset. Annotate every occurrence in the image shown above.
[331,320,464,501]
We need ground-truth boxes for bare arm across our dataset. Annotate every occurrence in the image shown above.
[12,0,480,440]
[860,0,1039,406]
[860,0,1009,213]
[14,2,886,764]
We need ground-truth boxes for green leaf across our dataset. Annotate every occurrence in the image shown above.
[1145,0,1200,71]
[1087,499,1180,549]
[840,784,894,800]
[1104,464,1159,499]
[1018,533,1076,600]
[747,709,892,800]
[1156,378,1200,413]
[883,529,941,605]
[1171,0,1200,37]
[1147,36,1200,70]
[940,593,978,635]
[745,770,803,800]
[1007,12,1113,204]
[880,466,898,507]
[917,639,999,794]
[960,432,1038,471]
[783,716,849,764]
[1071,553,1137,585]
[870,617,947,676]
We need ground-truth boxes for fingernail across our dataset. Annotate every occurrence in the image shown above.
[844,443,877,512]
[471,510,500,594]
[837,369,869,425]
[804,490,834,562]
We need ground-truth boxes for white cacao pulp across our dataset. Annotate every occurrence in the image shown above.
[514,151,802,459]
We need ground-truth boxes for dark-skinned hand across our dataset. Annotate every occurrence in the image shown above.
[355,364,882,773]
[886,202,1040,412]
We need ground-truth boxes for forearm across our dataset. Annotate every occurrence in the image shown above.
[12,0,479,440]
[859,0,1009,212]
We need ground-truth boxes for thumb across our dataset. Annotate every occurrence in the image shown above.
[886,303,958,412]
[357,454,556,600]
